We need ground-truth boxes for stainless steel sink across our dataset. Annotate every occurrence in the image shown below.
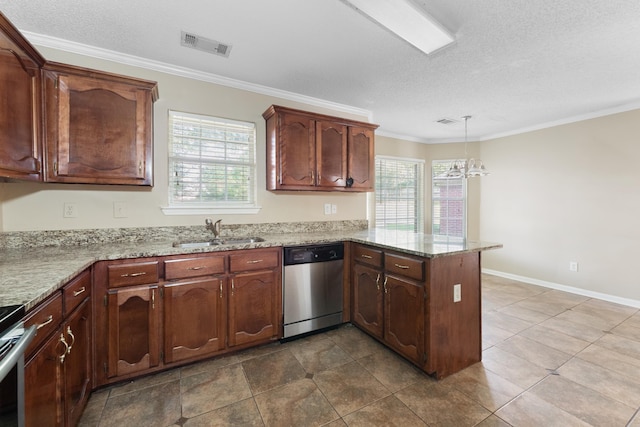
[172,237,265,248]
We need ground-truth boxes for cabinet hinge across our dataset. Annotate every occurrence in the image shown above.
[103,362,108,374]
[103,295,108,307]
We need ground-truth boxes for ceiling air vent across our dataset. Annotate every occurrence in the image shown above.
[180,31,232,58]
[436,117,459,125]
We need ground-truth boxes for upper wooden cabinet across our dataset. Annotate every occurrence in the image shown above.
[0,12,45,180]
[263,105,378,192]
[42,62,158,185]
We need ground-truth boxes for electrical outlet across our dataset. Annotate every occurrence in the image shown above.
[569,261,579,272]
[113,202,128,218]
[331,204,337,214]
[63,203,78,218]
[453,284,461,302]
[324,203,331,215]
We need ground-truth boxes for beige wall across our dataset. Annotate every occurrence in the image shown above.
[479,109,640,302]
[0,48,370,231]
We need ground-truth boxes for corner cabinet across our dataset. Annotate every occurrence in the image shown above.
[42,62,158,185]
[263,105,378,192]
[351,243,481,379]
[0,12,45,180]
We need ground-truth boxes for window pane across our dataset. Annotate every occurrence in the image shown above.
[168,111,256,206]
[432,160,467,238]
[375,157,424,232]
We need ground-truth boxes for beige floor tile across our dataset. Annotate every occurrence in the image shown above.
[577,343,640,383]
[395,381,492,426]
[108,369,181,397]
[518,324,591,355]
[572,298,638,322]
[98,380,181,427]
[482,323,516,349]
[180,363,252,418]
[481,347,548,389]
[357,348,426,392]
[254,378,339,427]
[557,357,640,407]
[497,303,552,324]
[441,362,523,412]
[496,393,590,427]
[610,322,640,342]
[530,375,636,426]
[495,335,572,370]
[180,353,241,378]
[235,341,285,362]
[77,388,109,426]
[595,332,640,360]
[483,311,535,334]
[242,349,307,394]
[325,324,385,359]
[539,315,605,342]
[622,313,640,329]
[314,361,390,416]
[555,308,621,332]
[183,398,264,426]
[288,337,353,374]
[342,395,426,426]
[474,414,513,427]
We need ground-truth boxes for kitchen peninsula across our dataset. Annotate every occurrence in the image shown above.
[0,221,500,425]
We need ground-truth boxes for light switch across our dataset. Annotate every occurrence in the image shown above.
[453,284,461,302]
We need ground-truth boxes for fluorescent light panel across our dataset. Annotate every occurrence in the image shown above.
[344,0,454,54]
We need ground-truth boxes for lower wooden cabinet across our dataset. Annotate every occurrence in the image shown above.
[107,284,160,378]
[24,271,92,427]
[163,277,226,364]
[352,263,383,337]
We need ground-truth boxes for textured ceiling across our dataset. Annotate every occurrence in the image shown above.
[2,0,640,143]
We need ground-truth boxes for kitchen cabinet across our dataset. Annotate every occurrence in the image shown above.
[263,105,378,192]
[23,269,92,427]
[0,12,46,181]
[42,62,158,185]
[351,244,424,364]
[351,243,479,378]
[93,248,282,386]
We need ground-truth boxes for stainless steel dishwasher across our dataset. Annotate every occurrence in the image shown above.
[283,243,344,339]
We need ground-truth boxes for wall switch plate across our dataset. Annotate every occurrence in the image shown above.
[63,203,78,218]
[324,203,332,215]
[453,284,462,302]
[569,261,579,272]
[114,202,128,218]
[331,204,337,214]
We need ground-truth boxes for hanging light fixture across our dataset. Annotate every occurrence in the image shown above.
[445,116,490,178]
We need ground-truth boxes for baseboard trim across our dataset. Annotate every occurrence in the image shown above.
[482,269,640,309]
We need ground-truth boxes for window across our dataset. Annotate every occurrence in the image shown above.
[375,156,424,232]
[164,111,258,214]
[432,160,467,238]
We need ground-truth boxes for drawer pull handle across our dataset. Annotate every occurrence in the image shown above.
[219,281,223,299]
[121,272,147,277]
[73,287,86,297]
[246,259,263,264]
[188,266,205,270]
[37,315,54,330]
[383,277,388,294]
[394,263,410,270]
[375,273,381,291]
[66,326,75,354]
[361,254,373,259]
[58,333,69,364]
[231,279,235,296]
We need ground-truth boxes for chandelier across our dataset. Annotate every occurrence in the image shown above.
[446,116,490,178]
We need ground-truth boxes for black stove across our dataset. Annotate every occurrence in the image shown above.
[0,305,24,335]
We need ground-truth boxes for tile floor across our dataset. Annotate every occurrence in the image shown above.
[79,274,640,426]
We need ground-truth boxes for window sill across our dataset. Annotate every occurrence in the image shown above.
[161,205,262,215]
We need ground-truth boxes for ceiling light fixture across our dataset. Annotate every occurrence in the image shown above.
[446,116,490,179]
[342,0,455,55]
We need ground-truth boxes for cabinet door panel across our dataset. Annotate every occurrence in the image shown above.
[25,329,64,427]
[347,126,374,189]
[63,298,92,427]
[384,275,424,363]
[316,121,347,187]
[164,278,225,363]
[228,271,278,347]
[352,263,383,338]
[107,285,160,377]
[279,113,315,187]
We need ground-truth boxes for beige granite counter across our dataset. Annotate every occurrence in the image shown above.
[0,223,501,311]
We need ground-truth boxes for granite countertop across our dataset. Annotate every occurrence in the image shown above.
[0,227,501,311]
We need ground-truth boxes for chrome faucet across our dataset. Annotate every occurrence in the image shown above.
[205,218,222,240]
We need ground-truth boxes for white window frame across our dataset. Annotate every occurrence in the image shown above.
[161,110,260,215]
[431,160,467,238]
[374,155,425,232]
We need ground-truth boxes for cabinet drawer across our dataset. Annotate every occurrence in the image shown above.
[353,244,383,267]
[164,256,226,280]
[385,253,425,281]
[229,249,279,272]
[24,292,63,358]
[107,261,159,288]
[63,269,91,316]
